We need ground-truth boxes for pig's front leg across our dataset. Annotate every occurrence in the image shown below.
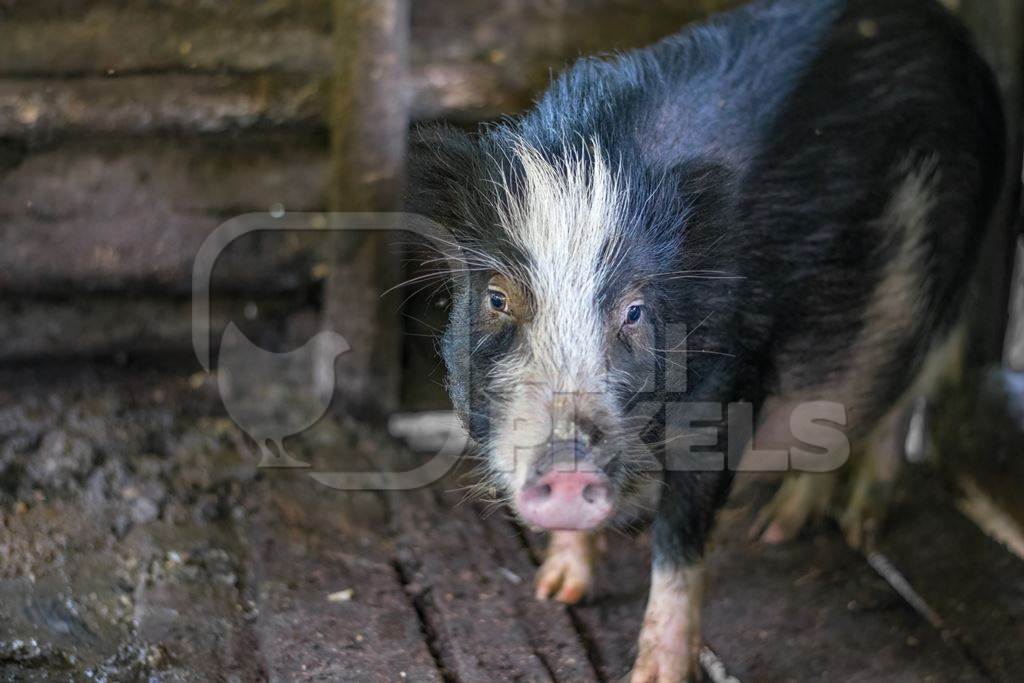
[630,470,730,682]
[630,562,704,683]
[535,530,595,604]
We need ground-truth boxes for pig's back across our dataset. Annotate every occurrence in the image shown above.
[514,0,1005,425]
[520,0,845,175]
[733,0,1004,417]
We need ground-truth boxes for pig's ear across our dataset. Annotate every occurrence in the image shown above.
[407,124,479,226]
[662,158,737,243]
[406,124,480,277]
[671,159,735,215]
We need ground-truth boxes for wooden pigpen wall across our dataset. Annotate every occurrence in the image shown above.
[0,0,1021,409]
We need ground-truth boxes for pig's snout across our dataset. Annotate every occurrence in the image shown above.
[516,441,613,530]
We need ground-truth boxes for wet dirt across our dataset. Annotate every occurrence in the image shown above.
[0,363,259,681]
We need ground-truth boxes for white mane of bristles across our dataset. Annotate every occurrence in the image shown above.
[491,137,631,388]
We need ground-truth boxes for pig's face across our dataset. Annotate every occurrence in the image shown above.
[430,138,688,530]
[445,271,661,530]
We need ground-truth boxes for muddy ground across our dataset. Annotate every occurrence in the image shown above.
[1,361,1022,682]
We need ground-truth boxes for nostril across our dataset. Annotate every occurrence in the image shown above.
[582,482,608,504]
[582,484,597,503]
[521,482,552,504]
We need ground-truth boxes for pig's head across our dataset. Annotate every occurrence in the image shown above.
[410,126,715,530]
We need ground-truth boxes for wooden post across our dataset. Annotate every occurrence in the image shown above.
[320,0,410,418]
[954,0,1024,369]
[920,2,1024,478]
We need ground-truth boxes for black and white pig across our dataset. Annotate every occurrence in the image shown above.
[408,0,1005,679]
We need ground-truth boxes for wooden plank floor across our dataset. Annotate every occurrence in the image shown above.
[1,367,1022,681]
[519,475,986,682]
[877,474,1024,681]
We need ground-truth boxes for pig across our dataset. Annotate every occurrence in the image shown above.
[408,0,1005,680]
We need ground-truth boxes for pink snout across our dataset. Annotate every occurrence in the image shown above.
[516,469,613,530]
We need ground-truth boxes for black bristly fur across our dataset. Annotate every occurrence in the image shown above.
[409,0,1005,571]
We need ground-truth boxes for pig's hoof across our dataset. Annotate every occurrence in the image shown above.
[839,483,887,551]
[750,505,805,545]
[535,531,593,604]
[629,565,702,683]
[841,510,873,550]
[627,644,698,683]
[749,472,837,544]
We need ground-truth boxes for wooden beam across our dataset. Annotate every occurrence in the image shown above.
[0,70,514,140]
[0,137,328,294]
[320,0,410,417]
[0,75,323,139]
[0,295,315,361]
[0,2,742,133]
[955,0,1024,368]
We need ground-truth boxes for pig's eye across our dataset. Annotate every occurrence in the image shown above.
[624,303,643,326]
[487,289,508,313]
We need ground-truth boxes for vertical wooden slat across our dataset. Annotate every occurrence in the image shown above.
[321,0,410,418]
[1007,240,1024,368]
[956,0,1024,369]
